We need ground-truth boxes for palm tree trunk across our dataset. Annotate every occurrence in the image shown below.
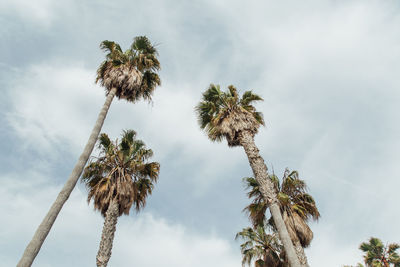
[238,131,301,267]
[293,239,309,267]
[96,200,119,267]
[17,87,117,267]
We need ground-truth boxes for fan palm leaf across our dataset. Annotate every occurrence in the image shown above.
[360,237,400,267]
[236,226,286,267]
[96,36,161,102]
[196,84,264,146]
[244,170,320,247]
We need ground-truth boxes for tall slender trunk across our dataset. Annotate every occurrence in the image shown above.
[96,200,119,267]
[238,131,301,267]
[17,88,117,267]
[293,239,309,267]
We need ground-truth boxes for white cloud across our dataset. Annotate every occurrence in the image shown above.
[111,215,239,267]
[307,223,364,267]
[7,63,103,156]
[6,63,246,193]
[0,169,240,266]
[0,0,59,26]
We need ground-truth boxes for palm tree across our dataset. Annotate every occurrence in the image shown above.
[359,237,400,267]
[18,36,161,267]
[82,130,160,267]
[195,84,301,266]
[243,169,320,266]
[236,226,286,267]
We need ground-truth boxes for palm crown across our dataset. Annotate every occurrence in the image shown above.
[236,226,285,267]
[195,84,264,146]
[96,36,161,102]
[82,130,160,217]
[360,237,400,267]
[244,169,320,247]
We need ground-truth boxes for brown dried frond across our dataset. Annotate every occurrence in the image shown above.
[283,211,313,247]
[99,63,143,100]
[264,253,287,267]
[90,171,135,217]
[218,108,260,147]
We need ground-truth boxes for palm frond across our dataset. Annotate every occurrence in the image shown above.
[81,129,160,217]
[131,36,157,55]
[243,169,320,249]
[196,84,265,147]
[100,40,123,56]
[96,36,161,102]
[98,133,112,152]
[240,90,263,106]
[236,226,284,267]
[122,129,136,143]
[388,243,400,254]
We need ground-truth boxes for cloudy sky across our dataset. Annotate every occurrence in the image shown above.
[1,0,400,266]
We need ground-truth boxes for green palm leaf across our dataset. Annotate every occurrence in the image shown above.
[195,84,265,147]
[96,36,161,102]
[82,130,160,217]
[243,169,320,247]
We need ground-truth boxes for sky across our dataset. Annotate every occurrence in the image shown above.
[1,0,400,266]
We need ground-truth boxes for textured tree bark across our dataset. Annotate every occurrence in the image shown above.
[238,131,302,267]
[17,88,117,267]
[293,239,309,267]
[96,200,119,267]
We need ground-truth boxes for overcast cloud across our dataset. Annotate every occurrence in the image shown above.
[1,0,400,266]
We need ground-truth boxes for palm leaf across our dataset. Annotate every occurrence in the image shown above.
[81,129,160,217]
